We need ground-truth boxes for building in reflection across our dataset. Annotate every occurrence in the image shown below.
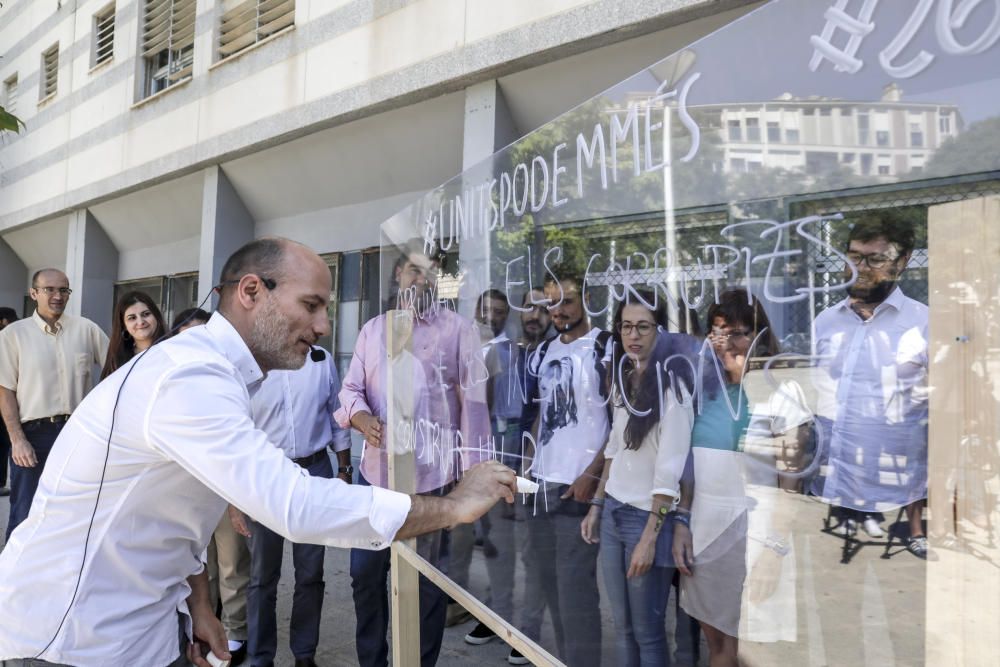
[707,84,962,180]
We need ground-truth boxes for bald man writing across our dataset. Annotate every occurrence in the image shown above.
[0,238,516,667]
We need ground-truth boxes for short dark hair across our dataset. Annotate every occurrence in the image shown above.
[478,288,508,305]
[544,271,584,293]
[171,308,210,331]
[847,211,916,256]
[521,286,545,306]
[393,238,444,273]
[706,289,780,358]
[217,238,287,300]
[0,307,18,323]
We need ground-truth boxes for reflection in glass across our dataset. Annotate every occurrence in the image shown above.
[370,0,1000,663]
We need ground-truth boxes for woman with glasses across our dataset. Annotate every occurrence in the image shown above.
[100,291,166,380]
[671,289,781,667]
[580,288,697,667]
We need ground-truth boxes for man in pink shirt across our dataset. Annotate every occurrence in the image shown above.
[336,242,489,667]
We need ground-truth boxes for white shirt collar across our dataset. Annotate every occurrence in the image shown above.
[31,310,63,336]
[834,285,906,317]
[206,312,266,389]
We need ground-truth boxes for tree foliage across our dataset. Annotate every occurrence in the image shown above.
[924,116,1000,178]
[0,105,24,133]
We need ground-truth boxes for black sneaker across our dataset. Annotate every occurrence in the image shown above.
[464,621,496,645]
[907,536,938,561]
[508,647,529,665]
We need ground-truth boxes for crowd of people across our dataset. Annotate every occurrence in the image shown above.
[0,211,930,667]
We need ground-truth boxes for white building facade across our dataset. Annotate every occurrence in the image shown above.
[0,0,760,370]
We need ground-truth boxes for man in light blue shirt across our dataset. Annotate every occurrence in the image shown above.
[234,347,352,667]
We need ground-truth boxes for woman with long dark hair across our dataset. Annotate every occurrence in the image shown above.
[100,291,166,379]
[580,288,697,666]
[671,288,780,667]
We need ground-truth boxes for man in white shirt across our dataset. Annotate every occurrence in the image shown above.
[523,273,611,667]
[0,270,108,541]
[235,346,353,667]
[0,238,515,667]
[812,214,931,559]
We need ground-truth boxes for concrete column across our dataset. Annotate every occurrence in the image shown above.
[459,80,518,315]
[194,0,222,77]
[65,209,119,332]
[0,238,27,316]
[463,80,518,169]
[198,165,255,305]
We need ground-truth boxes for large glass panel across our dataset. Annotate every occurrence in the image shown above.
[368,1,1000,663]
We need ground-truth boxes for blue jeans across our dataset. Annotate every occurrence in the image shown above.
[600,496,675,667]
[246,452,333,666]
[6,420,63,541]
[350,474,447,667]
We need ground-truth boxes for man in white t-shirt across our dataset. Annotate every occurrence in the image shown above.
[523,273,610,667]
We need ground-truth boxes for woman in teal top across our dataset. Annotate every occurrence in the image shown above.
[672,289,779,667]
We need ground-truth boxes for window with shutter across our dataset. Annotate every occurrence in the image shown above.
[40,45,58,101]
[141,0,196,98]
[219,0,295,60]
[3,75,17,116]
[93,4,116,68]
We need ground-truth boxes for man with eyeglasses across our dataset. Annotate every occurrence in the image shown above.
[0,269,108,540]
[811,214,931,560]
[337,240,491,667]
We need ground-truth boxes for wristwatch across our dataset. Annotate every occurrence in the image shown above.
[338,465,354,476]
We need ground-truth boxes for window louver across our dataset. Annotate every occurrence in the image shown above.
[219,0,294,59]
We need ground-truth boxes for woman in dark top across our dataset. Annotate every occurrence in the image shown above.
[100,291,166,379]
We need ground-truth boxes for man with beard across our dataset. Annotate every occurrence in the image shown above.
[520,273,611,667]
[0,238,515,667]
[812,214,931,559]
[337,242,490,667]
[0,271,107,540]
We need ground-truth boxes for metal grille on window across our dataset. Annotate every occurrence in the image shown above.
[3,75,16,116]
[40,45,58,100]
[219,0,295,60]
[142,0,195,97]
[94,5,116,67]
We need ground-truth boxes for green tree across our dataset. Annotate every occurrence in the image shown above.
[925,116,1000,178]
[0,105,24,133]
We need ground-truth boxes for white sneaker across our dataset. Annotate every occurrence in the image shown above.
[862,516,884,538]
[833,518,857,536]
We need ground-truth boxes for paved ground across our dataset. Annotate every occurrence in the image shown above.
[1,490,934,666]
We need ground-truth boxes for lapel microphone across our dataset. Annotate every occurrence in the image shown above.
[310,346,325,362]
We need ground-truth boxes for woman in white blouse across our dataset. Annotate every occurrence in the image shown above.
[581,289,696,667]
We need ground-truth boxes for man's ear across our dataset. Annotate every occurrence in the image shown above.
[896,251,912,273]
[234,274,264,310]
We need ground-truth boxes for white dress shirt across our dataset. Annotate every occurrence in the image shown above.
[812,287,929,511]
[251,350,351,459]
[0,314,410,667]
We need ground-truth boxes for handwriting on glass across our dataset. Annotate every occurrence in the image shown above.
[422,72,701,255]
[810,0,1000,78]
